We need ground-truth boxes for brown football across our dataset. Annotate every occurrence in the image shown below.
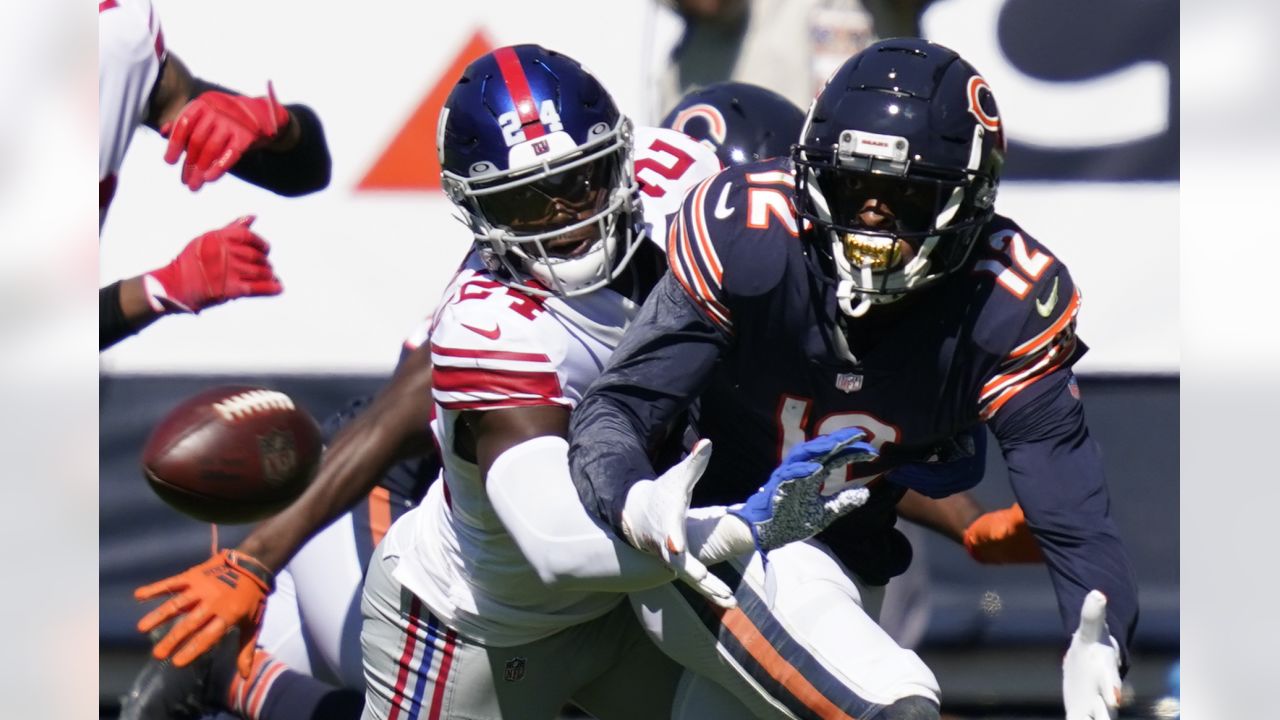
[142,385,322,524]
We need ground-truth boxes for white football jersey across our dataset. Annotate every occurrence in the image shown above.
[98,0,166,228]
[387,127,718,647]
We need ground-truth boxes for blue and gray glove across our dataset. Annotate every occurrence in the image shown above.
[729,427,878,553]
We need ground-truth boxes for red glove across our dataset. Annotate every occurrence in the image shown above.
[162,82,291,191]
[962,502,1046,564]
[135,549,275,678]
[144,216,283,314]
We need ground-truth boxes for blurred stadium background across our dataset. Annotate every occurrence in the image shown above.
[98,0,1178,717]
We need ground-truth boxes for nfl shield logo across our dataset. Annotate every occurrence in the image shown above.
[258,430,298,486]
[835,373,863,393]
[504,656,527,682]
[532,139,550,155]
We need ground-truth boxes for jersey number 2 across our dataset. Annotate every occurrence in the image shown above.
[635,139,696,198]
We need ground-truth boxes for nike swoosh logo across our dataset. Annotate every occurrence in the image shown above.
[1035,277,1060,318]
[713,183,735,219]
[461,323,501,340]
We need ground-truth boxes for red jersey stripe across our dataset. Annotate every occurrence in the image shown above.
[434,365,564,401]
[431,343,550,364]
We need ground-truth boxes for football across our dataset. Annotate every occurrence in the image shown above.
[142,385,323,524]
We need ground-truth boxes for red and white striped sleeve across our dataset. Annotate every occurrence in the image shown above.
[429,285,569,412]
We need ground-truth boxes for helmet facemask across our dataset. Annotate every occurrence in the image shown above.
[795,127,996,317]
[443,118,640,297]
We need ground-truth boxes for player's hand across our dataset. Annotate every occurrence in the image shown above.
[162,82,291,191]
[621,440,737,608]
[730,427,877,552]
[135,549,276,679]
[1063,590,1123,720]
[143,216,283,314]
[963,502,1045,564]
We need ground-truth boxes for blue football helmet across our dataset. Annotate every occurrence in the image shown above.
[793,38,1006,316]
[660,82,805,167]
[439,45,639,297]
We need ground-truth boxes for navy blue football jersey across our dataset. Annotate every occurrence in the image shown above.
[569,157,1137,661]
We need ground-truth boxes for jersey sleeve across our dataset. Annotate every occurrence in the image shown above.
[569,272,729,535]
[663,161,792,335]
[987,370,1139,668]
[98,0,165,183]
[429,281,569,413]
[977,234,1087,421]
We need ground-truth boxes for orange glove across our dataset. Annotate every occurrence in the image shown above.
[962,503,1045,564]
[162,82,291,191]
[135,549,275,678]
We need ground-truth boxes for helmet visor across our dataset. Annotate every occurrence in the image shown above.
[815,169,957,238]
[474,151,621,238]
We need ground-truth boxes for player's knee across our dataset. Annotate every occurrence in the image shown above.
[878,694,940,720]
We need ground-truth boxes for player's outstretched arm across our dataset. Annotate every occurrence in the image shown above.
[100,216,282,350]
[237,342,437,573]
[989,370,1138,671]
[569,273,729,537]
[144,53,331,195]
[487,431,733,607]
[136,343,437,675]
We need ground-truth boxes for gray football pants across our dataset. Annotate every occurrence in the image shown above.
[360,539,683,720]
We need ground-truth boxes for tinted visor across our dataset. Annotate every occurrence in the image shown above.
[816,169,960,237]
[475,151,620,235]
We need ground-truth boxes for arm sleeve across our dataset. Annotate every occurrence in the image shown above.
[189,77,332,196]
[988,369,1139,671]
[488,436,676,592]
[569,271,729,536]
[99,281,141,350]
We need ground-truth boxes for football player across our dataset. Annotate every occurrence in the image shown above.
[356,44,747,719]
[659,81,1045,563]
[660,81,806,169]
[99,0,330,350]
[570,38,1137,720]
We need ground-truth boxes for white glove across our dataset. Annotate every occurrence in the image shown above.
[1063,590,1123,720]
[685,505,754,567]
[621,440,736,608]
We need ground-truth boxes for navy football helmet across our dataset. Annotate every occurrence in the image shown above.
[660,82,805,167]
[439,45,639,297]
[793,38,1005,316]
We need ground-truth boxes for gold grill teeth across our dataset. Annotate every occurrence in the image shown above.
[840,233,901,270]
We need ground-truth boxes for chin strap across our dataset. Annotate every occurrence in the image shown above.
[836,264,876,317]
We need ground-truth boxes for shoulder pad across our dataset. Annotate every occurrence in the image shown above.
[971,217,1086,419]
[665,158,798,332]
[429,271,569,412]
[634,126,722,245]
